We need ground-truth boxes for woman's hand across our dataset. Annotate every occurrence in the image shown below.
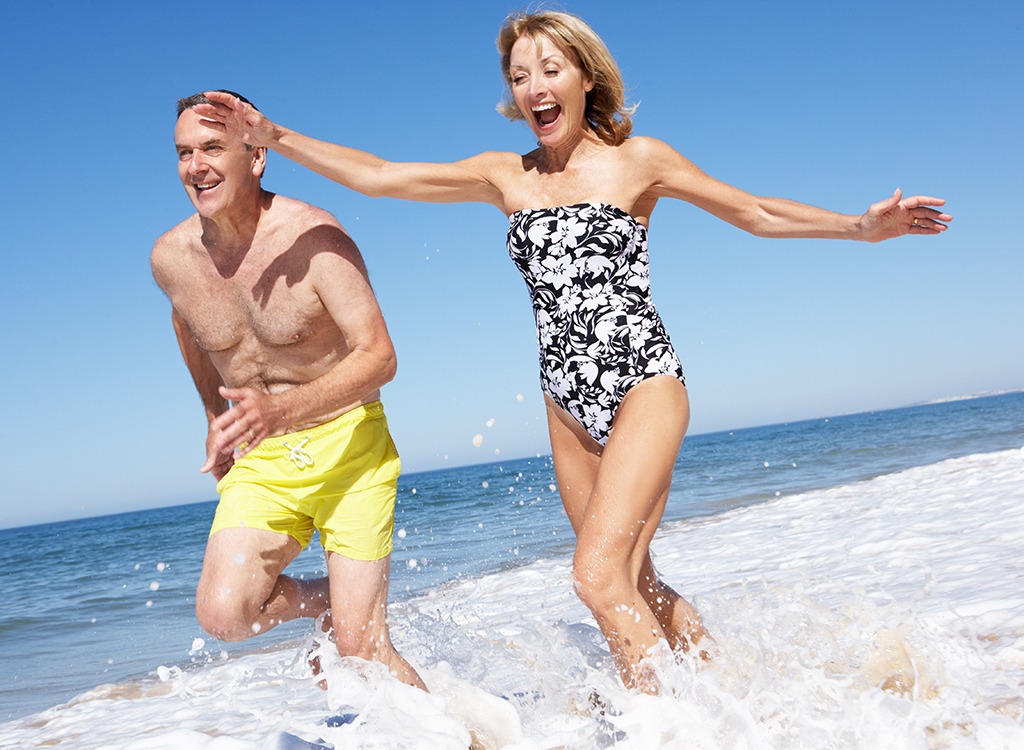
[859,188,952,242]
[193,91,277,148]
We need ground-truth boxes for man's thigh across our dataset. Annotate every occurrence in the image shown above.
[197,527,303,608]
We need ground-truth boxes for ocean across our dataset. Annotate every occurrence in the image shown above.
[1,391,1022,749]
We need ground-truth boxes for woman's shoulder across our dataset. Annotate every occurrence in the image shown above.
[620,136,697,184]
[621,135,677,158]
[458,149,525,168]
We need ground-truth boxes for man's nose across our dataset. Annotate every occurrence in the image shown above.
[187,150,208,174]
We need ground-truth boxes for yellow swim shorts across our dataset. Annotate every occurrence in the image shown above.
[210,400,401,561]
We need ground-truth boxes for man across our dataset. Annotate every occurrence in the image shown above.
[152,91,424,690]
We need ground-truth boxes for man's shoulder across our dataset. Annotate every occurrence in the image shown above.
[264,194,358,261]
[267,193,343,231]
[152,215,200,265]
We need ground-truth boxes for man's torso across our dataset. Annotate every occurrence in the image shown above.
[153,194,372,418]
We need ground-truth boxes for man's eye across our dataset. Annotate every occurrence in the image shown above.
[178,150,191,161]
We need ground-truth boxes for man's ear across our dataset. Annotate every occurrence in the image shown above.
[252,146,267,178]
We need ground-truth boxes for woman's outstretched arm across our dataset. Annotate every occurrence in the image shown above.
[195,91,507,207]
[632,136,952,242]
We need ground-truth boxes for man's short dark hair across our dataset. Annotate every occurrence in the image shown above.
[176,90,258,119]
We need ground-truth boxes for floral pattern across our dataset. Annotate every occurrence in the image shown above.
[507,202,685,444]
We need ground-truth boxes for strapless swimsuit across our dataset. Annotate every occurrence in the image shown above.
[507,202,685,444]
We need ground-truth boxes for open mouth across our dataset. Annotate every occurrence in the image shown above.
[532,102,562,128]
[193,181,221,195]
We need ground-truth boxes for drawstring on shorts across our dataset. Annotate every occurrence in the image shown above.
[283,438,314,469]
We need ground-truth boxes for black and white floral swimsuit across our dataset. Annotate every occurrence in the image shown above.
[507,202,685,445]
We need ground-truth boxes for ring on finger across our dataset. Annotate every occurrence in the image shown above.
[912,217,919,226]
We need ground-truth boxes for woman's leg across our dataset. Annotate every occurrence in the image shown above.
[546,377,709,690]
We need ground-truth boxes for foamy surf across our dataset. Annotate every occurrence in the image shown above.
[2,448,1022,748]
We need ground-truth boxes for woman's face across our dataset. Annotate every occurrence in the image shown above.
[508,32,593,149]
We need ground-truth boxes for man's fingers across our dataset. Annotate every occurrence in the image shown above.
[200,453,217,473]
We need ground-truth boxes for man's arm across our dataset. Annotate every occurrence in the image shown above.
[171,309,234,479]
[273,225,396,421]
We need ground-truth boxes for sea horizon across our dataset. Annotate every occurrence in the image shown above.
[6,387,1019,534]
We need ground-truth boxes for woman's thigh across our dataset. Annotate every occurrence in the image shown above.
[548,376,689,569]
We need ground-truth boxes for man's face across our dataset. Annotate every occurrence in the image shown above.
[174,109,263,218]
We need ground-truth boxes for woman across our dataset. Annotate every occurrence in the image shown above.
[195,11,950,693]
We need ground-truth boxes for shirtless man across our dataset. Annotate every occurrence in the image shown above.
[152,91,424,690]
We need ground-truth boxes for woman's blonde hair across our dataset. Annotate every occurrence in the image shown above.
[496,10,635,146]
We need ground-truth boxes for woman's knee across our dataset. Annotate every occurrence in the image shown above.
[572,549,629,612]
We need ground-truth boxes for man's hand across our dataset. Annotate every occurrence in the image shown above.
[203,425,235,480]
[200,386,284,473]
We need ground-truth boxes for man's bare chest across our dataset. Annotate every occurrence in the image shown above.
[177,271,324,354]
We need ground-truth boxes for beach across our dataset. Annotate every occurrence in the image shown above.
[2,393,1022,748]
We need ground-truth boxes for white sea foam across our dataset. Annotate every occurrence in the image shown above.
[917,388,1024,406]
[2,449,1022,748]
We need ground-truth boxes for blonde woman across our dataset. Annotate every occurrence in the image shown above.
[195,11,950,693]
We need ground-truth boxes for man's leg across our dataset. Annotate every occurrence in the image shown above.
[196,527,329,641]
[326,551,426,690]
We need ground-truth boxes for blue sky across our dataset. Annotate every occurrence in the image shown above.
[2,1,1020,528]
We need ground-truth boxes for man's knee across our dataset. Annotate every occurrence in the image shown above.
[195,586,262,642]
